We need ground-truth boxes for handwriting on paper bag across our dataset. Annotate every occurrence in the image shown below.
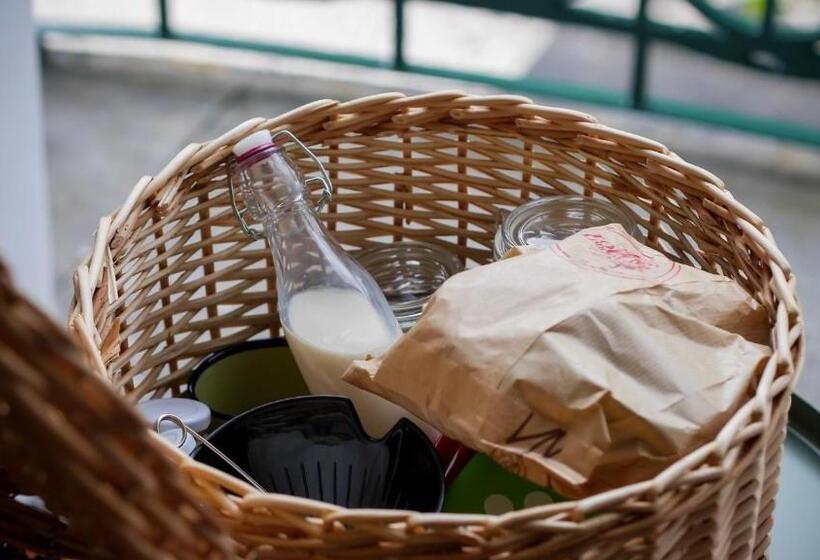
[506,413,565,458]
[553,226,680,281]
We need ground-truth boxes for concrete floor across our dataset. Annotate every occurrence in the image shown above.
[42,47,820,408]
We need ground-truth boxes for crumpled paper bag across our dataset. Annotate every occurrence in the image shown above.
[344,224,770,497]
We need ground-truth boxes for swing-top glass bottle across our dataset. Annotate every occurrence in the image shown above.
[230,130,405,437]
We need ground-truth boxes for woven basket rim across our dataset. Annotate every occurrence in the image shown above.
[67,91,803,537]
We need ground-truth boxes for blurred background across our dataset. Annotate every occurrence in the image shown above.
[3,1,820,385]
[1,0,818,554]
[10,0,816,397]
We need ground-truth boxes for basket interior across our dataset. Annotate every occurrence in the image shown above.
[102,122,773,401]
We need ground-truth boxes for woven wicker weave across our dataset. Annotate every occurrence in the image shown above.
[0,262,233,559]
[67,91,802,559]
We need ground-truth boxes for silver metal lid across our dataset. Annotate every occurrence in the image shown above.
[138,397,211,434]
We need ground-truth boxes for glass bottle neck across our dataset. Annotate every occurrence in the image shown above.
[233,146,403,348]
[239,148,307,219]
[262,198,320,240]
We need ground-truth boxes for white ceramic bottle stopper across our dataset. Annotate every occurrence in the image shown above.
[233,130,273,158]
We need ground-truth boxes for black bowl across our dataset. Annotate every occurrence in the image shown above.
[192,395,445,512]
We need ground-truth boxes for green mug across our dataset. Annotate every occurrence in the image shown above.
[188,338,309,423]
[443,452,564,514]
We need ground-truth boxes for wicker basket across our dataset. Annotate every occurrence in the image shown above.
[67,91,803,559]
[0,262,232,559]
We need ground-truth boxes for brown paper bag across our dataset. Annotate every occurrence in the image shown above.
[344,224,770,497]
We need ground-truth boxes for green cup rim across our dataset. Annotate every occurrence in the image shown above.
[188,337,291,420]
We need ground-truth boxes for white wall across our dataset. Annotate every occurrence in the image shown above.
[0,0,55,313]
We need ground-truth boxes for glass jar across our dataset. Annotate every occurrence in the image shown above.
[356,241,463,331]
[493,196,639,260]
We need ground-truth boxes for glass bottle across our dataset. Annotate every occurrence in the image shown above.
[230,130,405,437]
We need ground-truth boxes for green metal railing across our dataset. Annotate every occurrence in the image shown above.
[40,0,820,146]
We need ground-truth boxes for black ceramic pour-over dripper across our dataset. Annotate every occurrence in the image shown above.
[192,395,445,512]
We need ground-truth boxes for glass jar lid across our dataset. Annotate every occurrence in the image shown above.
[356,241,463,331]
[494,196,639,259]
